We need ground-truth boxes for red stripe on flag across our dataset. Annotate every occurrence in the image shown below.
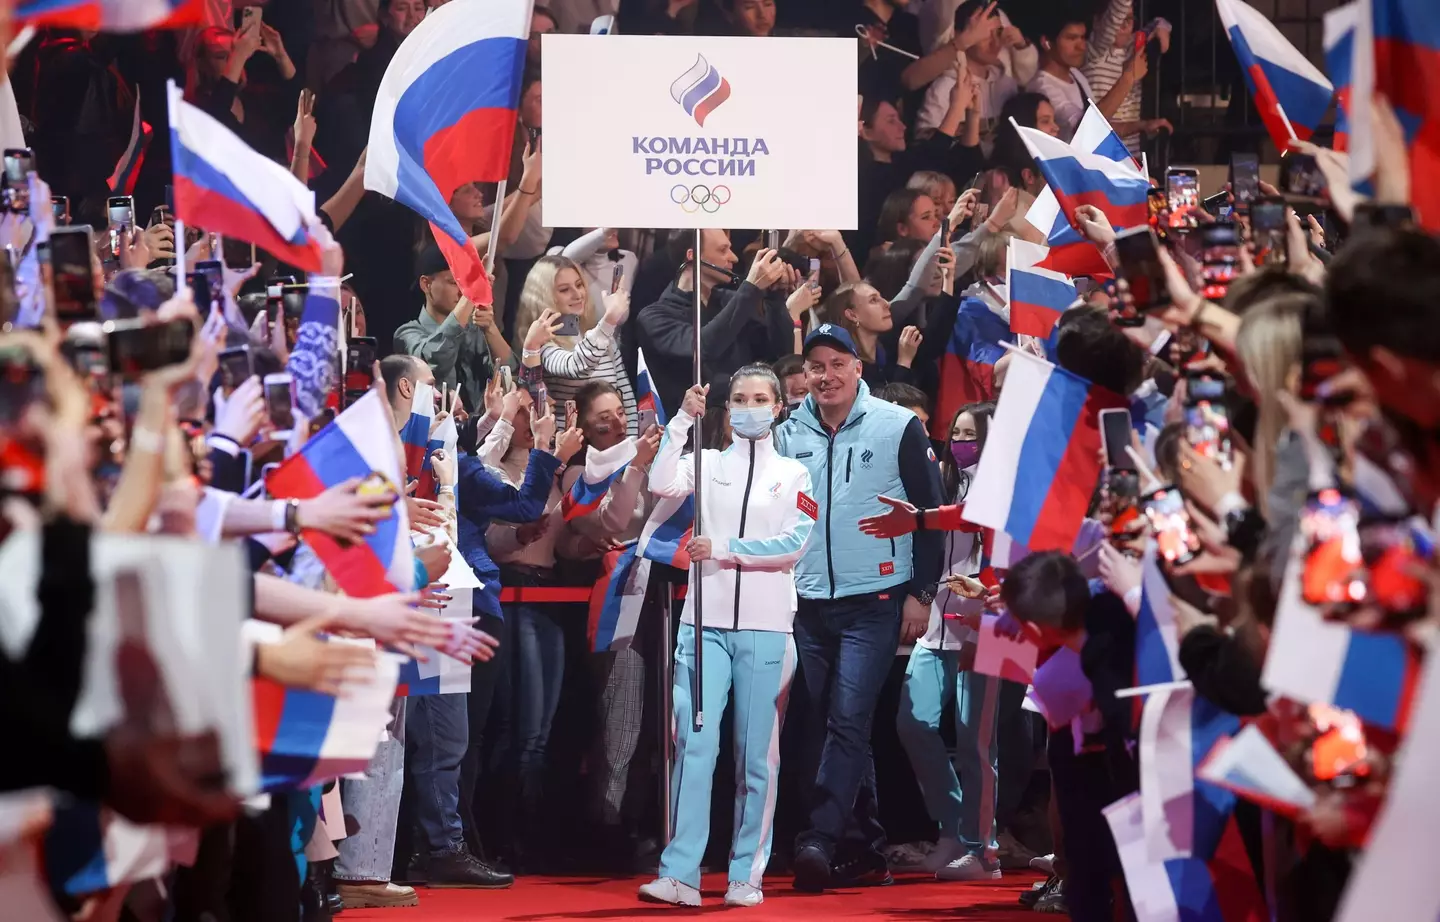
[422,107,519,196]
[431,221,494,306]
[1052,190,1149,231]
[1010,301,1063,338]
[251,677,289,751]
[1035,241,1113,278]
[1210,817,1268,922]
[1029,384,1127,551]
[172,176,323,273]
[1248,64,1310,151]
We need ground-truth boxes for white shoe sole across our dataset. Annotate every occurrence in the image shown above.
[724,894,764,907]
[638,888,700,907]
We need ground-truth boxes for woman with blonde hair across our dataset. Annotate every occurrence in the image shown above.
[514,254,639,437]
[1234,291,1308,518]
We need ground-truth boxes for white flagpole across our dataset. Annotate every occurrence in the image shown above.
[691,226,705,732]
[174,219,186,282]
[484,179,506,276]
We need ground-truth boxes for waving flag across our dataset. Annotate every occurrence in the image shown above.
[397,587,474,695]
[252,642,402,791]
[1135,542,1186,688]
[267,390,415,598]
[1105,792,1267,922]
[167,82,323,272]
[365,0,530,306]
[636,346,668,427]
[1013,121,1150,256]
[588,544,649,652]
[638,493,694,569]
[1138,687,1239,863]
[1008,237,1077,339]
[562,438,637,520]
[1027,106,1135,277]
[400,382,437,480]
[932,294,1015,441]
[961,350,1127,551]
[107,94,151,196]
[18,0,201,29]
[1325,3,1360,151]
[1217,0,1335,150]
[1261,547,1421,731]
[44,803,183,895]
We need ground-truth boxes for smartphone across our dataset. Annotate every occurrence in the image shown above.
[556,312,581,337]
[263,372,294,433]
[1229,153,1259,210]
[49,226,99,323]
[281,284,307,349]
[1112,226,1170,315]
[1142,486,1201,565]
[220,235,254,269]
[498,365,514,394]
[0,346,43,426]
[1309,704,1368,782]
[610,263,624,294]
[104,318,194,378]
[234,4,261,28]
[1099,407,1134,471]
[0,249,16,327]
[764,229,780,250]
[259,461,280,499]
[1183,371,1232,469]
[939,215,951,246]
[217,345,252,393]
[344,336,377,403]
[194,259,223,308]
[107,195,135,259]
[51,195,70,226]
[1279,151,1327,207]
[1200,222,1240,302]
[3,148,31,213]
[1251,196,1288,266]
[1165,168,1200,230]
[564,399,578,430]
[1300,488,1363,606]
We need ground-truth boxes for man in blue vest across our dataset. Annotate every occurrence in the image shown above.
[776,324,944,891]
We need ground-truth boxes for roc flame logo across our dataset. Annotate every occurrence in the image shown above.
[669,53,731,127]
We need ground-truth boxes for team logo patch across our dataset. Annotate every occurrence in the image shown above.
[796,451,813,459]
[769,481,784,498]
[879,561,895,576]
[926,446,937,462]
[797,492,818,520]
[860,449,874,468]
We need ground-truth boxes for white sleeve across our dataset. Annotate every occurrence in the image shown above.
[649,410,697,498]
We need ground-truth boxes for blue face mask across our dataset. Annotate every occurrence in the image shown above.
[729,405,774,439]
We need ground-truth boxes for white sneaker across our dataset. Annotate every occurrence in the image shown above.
[724,881,764,907]
[638,877,701,907]
[920,838,969,875]
[1030,853,1055,876]
[995,830,1038,870]
[936,854,1002,882]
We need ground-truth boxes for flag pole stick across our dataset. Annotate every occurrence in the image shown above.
[691,225,705,732]
[485,180,506,277]
[174,219,187,284]
[1274,101,1298,149]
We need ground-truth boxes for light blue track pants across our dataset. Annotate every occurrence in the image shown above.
[895,644,1000,856]
[659,625,797,890]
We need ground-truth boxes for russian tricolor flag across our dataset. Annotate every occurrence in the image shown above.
[562,438,637,520]
[397,587,475,696]
[18,0,201,29]
[167,82,324,273]
[400,382,437,481]
[638,493,694,569]
[1324,3,1360,152]
[932,294,1015,441]
[1026,106,1136,278]
[1106,792,1268,922]
[1135,542,1187,688]
[1013,121,1151,255]
[636,346,667,427]
[252,643,403,791]
[961,350,1127,552]
[1138,687,1240,863]
[588,544,650,652]
[1008,237,1077,339]
[365,0,530,306]
[45,803,179,896]
[1217,0,1335,150]
[107,95,150,197]
[266,389,415,598]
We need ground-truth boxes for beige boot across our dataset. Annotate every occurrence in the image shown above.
[335,882,420,909]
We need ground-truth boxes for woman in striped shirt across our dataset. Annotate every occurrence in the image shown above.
[514,255,639,437]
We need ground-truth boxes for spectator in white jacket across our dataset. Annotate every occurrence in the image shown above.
[914,2,1036,146]
[637,366,815,909]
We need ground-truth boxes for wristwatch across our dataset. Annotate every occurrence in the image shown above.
[283,498,302,535]
[912,585,937,606]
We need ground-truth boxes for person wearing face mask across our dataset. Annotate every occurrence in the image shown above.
[637,365,814,909]
[894,403,1012,882]
[773,355,809,411]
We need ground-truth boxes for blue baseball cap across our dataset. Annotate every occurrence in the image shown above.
[803,323,858,358]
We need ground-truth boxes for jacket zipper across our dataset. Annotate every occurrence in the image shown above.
[846,447,854,483]
[825,430,836,598]
[733,440,757,630]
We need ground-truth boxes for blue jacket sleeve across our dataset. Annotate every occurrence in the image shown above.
[456,450,561,523]
[897,415,944,595]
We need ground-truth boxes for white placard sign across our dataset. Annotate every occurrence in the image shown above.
[541,34,858,230]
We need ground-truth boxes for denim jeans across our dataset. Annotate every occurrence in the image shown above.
[409,692,469,856]
[336,700,406,880]
[459,610,511,857]
[511,601,568,825]
[792,592,901,859]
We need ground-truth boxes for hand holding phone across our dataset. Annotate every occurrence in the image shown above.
[1112,226,1171,318]
[1143,486,1201,564]
[263,373,295,433]
[1165,168,1200,230]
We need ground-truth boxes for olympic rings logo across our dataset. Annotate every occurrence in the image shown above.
[670,184,732,214]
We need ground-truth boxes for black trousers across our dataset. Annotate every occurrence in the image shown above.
[459,610,513,858]
[1048,727,1135,922]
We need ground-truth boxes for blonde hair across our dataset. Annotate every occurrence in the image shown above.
[513,255,597,352]
[907,170,955,204]
[975,230,1013,278]
[1235,293,1307,515]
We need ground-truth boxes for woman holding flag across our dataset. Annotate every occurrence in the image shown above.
[638,365,815,908]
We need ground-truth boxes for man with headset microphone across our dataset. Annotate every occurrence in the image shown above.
[636,230,797,419]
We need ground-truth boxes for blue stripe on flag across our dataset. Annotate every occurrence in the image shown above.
[1334,629,1407,727]
[395,38,528,139]
[46,801,108,894]
[1011,270,1076,313]
[641,497,694,566]
[1006,368,1089,546]
[301,426,401,570]
[1038,157,1150,205]
[592,546,638,650]
[261,689,337,789]
[1164,856,1226,921]
[1256,57,1334,131]
[1190,695,1241,860]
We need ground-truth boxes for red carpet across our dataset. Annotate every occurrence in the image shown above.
[341,871,1047,920]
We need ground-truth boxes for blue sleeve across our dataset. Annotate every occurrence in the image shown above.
[413,556,429,591]
[897,415,944,594]
[456,451,561,523]
[287,282,341,418]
